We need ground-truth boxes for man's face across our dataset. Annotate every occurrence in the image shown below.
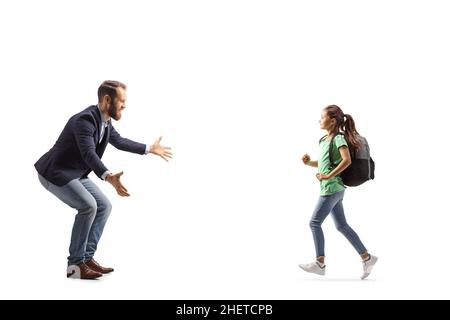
[107,87,127,121]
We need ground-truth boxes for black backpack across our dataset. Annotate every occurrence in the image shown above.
[322,133,375,187]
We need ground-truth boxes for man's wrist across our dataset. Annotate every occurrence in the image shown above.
[102,170,111,181]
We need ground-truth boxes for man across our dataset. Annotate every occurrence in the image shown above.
[35,80,172,279]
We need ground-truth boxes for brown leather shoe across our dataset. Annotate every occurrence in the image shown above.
[67,263,102,279]
[85,258,114,274]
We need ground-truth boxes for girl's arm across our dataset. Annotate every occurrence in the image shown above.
[319,146,351,180]
[302,154,318,168]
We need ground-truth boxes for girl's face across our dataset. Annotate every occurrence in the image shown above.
[319,110,336,131]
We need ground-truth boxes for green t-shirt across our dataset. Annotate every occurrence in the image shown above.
[318,134,348,195]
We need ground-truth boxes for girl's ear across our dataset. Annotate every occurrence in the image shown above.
[330,118,338,130]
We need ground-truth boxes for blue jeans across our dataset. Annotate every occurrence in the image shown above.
[38,174,112,265]
[309,190,367,257]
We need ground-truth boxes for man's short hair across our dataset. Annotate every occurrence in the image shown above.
[98,80,127,103]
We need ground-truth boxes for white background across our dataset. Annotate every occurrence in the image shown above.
[0,0,449,299]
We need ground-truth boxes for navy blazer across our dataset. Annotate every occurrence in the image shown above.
[35,105,146,186]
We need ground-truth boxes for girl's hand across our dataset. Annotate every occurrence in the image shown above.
[302,154,311,165]
[316,173,330,181]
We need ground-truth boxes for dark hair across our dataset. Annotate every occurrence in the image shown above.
[97,80,127,103]
[324,105,361,150]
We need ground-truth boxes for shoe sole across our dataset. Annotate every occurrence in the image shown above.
[66,272,103,279]
[298,264,325,276]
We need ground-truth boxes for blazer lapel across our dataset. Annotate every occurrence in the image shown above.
[92,105,103,143]
[96,123,110,153]
[104,123,111,143]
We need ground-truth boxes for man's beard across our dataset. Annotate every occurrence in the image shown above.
[107,103,120,120]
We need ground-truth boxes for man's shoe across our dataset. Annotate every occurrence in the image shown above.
[85,258,114,274]
[67,263,102,279]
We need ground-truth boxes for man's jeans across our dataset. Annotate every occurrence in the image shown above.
[38,174,112,265]
[310,190,367,257]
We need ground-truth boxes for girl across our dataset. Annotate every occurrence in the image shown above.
[299,105,377,280]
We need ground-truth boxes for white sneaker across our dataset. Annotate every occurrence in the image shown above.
[299,261,326,276]
[361,255,378,280]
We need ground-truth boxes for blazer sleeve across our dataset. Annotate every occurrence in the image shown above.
[109,125,147,155]
[74,115,109,179]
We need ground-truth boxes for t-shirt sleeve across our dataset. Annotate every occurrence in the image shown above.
[334,134,348,150]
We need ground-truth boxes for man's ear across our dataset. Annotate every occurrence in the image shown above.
[104,95,112,105]
[99,95,111,107]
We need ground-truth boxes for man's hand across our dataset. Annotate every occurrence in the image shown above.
[150,136,173,162]
[316,173,330,181]
[106,171,130,197]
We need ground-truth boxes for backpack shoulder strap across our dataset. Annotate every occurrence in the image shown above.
[328,132,344,168]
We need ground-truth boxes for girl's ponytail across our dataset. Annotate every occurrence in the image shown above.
[342,113,361,150]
